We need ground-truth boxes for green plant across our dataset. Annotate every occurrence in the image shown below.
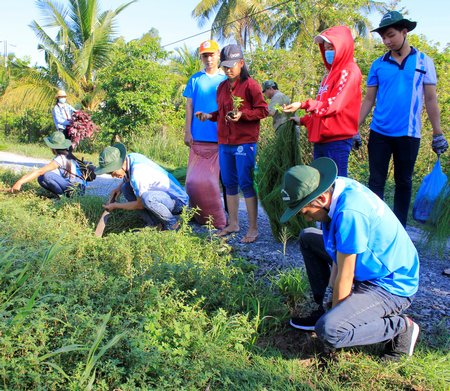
[273,268,310,314]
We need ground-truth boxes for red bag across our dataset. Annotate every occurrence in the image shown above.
[185,143,226,229]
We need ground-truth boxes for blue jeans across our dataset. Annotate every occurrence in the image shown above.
[121,182,180,229]
[314,138,352,177]
[368,130,420,227]
[38,172,85,197]
[219,143,257,198]
[300,227,412,348]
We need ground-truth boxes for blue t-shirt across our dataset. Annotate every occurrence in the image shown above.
[367,48,436,138]
[322,177,419,297]
[183,69,226,142]
[125,153,189,205]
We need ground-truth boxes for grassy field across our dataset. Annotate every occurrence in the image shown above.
[0,169,448,390]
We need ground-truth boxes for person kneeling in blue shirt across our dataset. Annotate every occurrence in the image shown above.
[95,143,189,230]
[280,157,420,360]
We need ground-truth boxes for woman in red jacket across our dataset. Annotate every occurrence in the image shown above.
[197,44,268,243]
[284,25,362,177]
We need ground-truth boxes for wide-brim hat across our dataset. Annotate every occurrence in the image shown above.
[55,89,67,98]
[44,131,72,150]
[95,143,127,175]
[219,44,244,68]
[371,11,416,33]
[280,157,337,224]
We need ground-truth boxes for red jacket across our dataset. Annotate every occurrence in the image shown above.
[211,77,268,145]
[301,25,362,143]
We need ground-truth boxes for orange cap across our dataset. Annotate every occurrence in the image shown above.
[199,40,219,54]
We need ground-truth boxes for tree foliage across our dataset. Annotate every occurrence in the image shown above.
[94,35,182,142]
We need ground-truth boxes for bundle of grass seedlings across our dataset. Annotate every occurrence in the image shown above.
[257,120,310,241]
[423,183,450,254]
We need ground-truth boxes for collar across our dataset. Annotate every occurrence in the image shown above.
[328,177,345,219]
[382,46,416,70]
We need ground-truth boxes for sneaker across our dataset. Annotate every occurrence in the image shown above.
[382,315,420,361]
[289,308,325,331]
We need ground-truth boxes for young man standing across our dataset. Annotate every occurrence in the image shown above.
[280,157,420,360]
[262,80,291,131]
[359,11,448,227]
[183,40,227,228]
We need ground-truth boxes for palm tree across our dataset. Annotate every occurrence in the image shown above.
[1,0,135,111]
[192,0,271,50]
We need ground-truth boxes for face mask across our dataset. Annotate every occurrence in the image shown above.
[58,98,66,104]
[325,50,335,64]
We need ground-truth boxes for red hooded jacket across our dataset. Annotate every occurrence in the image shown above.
[300,25,362,143]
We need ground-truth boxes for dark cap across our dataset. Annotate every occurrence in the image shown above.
[220,44,244,68]
[371,11,416,33]
[262,80,277,92]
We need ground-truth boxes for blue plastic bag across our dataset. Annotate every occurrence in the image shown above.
[413,158,448,223]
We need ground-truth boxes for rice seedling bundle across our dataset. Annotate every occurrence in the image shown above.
[256,120,310,240]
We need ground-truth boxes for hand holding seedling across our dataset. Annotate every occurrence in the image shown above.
[103,202,118,212]
[225,111,242,122]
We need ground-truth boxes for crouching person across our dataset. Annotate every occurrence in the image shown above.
[95,143,189,230]
[280,157,420,360]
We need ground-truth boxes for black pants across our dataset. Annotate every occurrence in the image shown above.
[368,130,420,227]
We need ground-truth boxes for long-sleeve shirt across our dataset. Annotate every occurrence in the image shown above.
[210,77,268,145]
[52,103,76,131]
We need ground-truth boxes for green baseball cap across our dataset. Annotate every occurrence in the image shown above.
[44,131,72,150]
[95,143,127,175]
[371,11,416,33]
[280,157,337,223]
[262,80,277,92]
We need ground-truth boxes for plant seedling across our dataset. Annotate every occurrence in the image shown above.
[227,95,244,119]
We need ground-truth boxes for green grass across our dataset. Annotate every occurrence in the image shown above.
[0,168,448,390]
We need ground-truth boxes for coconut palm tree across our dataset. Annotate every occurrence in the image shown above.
[1,0,135,111]
[192,0,271,50]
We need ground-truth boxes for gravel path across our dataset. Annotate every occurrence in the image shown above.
[1,151,449,336]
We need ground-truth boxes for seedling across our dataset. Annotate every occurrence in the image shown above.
[227,95,244,119]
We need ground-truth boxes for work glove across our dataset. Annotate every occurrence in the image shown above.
[432,134,448,156]
[352,133,362,150]
[322,286,333,311]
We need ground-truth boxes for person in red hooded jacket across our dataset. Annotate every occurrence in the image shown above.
[284,25,362,177]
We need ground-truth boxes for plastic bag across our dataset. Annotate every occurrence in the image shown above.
[413,158,448,223]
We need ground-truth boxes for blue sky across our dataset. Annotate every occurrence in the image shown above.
[0,0,448,66]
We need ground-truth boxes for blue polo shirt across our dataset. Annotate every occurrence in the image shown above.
[183,69,226,142]
[125,153,189,205]
[367,48,437,138]
[322,177,419,297]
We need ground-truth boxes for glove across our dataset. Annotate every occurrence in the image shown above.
[322,286,333,311]
[432,134,448,155]
[352,133,362,150]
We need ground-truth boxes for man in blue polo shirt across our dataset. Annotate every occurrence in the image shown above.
[359,11,448,227]
[281,158,420,360]
[183,40,227,229]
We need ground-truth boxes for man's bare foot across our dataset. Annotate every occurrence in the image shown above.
[217,225,240,237]
[241,229,258,243]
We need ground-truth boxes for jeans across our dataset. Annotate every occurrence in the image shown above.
[38,171,85,197]
[368,130,420,227]
[121,182,180,229]
[314,138,353,177]
[300,227,412,349]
